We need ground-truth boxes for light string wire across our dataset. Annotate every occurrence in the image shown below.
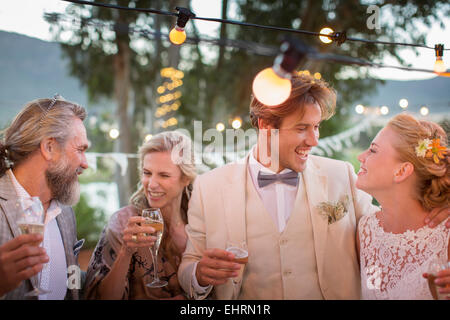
[61,0,449,51]
[45,12,446,75]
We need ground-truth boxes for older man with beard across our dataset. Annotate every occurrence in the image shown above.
[0,96,88,300]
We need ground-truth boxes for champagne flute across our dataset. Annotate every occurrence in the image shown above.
[142,208,168,288]
[16,196,50,296]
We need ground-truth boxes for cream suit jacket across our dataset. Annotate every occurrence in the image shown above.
[178,154,378,299]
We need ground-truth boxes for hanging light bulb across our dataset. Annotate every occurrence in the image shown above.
[232,117,242,129]
[319,27,334,44]
[399,98,408,109]
[216,122,225,132]
[169,7,195,45]
[380,106,389,115]
[434,44,446,73]
[252,38,309,106]
[109,128,120,140]
[420,106,429,116]
[355,104,365,114]
[252,67,291,106]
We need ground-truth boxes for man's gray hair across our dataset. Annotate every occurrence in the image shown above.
[0,98,86,176]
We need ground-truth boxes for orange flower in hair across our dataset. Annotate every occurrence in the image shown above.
[425,138,447,164]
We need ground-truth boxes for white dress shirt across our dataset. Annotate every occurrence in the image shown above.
[8,170,68,300]
[192,147,299,294]
[248,147,299,233]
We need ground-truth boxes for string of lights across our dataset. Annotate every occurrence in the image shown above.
[52,1,449,106]
[61,0,449,51]
[45,13,444,76]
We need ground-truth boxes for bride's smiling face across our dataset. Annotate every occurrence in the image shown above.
[356,127,403,194]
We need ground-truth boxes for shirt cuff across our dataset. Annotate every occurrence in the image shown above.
[191,261,213,299]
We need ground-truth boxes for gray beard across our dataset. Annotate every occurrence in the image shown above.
[45,159,80,206]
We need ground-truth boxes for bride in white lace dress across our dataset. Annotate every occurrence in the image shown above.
[355,113,449,300]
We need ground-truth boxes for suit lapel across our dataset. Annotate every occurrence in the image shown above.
[0,174,22,239]
[56,208,75,267]
[221,156,249,244]
[302,158,328,283]
[219,156,249,299]
[56,207,78,300]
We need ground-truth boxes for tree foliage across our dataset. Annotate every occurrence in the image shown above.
[46,0,449,205]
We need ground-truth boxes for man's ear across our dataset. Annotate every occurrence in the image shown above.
[393,162,414,183]
[40,137,59,161]
[258,118,274,131]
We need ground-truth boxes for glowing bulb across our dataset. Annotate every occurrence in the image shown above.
[319,27,334,44]
[109,128,119,140]
[434,57,446,73]
[157,86,165,94]
[216,122,225,132]
[313,72,321,80]
[380,106,389,115]
[169,26,186,45]
[144,134,153,142]
[420,106,429,116]
[232,118,242,129]
[399,98,408,109]
[252,67,292,106]
[355,104,365,114]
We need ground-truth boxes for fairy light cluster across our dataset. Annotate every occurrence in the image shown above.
[155,67,184,128]
[354,98,431,117]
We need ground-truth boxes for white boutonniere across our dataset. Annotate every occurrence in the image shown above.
[317,195,349,225]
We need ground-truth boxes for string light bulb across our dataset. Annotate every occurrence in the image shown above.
[216,122,225,132]
[399,98,408,109]
[169,7,195,45]
[252,38,308,106]
[434,44,446,73]
[232,117,242,129]
[420,106,429,116]
[319,27,334,44]
[355,104,365,114]
[109,128,120,140]
[380,106,389,115]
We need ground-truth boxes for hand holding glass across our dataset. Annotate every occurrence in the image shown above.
[427,259,450,300]
[226,241,248,284]
[16,196,50,296]
[142,208,168,288]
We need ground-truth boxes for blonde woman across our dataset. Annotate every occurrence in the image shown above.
[85,131,196,299]
[356,113,449,299]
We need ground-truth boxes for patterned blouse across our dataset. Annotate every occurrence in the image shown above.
[84,205,185,299]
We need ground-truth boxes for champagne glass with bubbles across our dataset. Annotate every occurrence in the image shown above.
[142,208,168,288]
[16,196,50,296]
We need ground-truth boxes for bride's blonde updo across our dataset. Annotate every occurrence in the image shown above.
[387,113,449,211]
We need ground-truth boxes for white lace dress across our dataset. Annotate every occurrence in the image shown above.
[359,212,449,300]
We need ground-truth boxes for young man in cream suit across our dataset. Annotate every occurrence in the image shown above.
[177,73,448,300]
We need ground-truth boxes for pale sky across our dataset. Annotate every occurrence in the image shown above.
[0,0,448,80]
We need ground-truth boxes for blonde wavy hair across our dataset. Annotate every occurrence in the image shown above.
[387,113,449,211]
